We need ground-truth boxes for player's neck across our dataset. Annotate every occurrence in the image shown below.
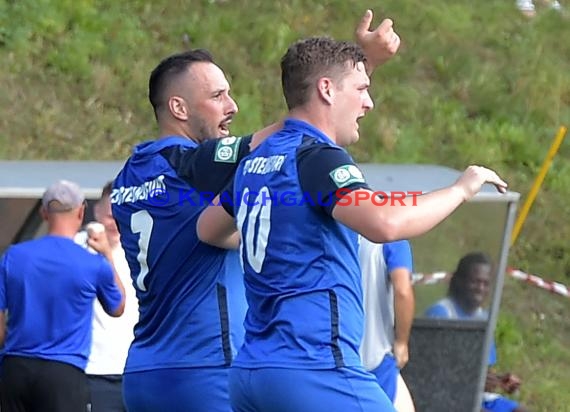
[158,124,199,144]
[288,108,337,144]
[453,296,479,316]
[47,222,80,239]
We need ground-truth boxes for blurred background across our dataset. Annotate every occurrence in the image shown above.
[1,0,569,409]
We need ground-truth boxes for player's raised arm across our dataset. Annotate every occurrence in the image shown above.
[332,165,507,243]
[355,9,401,75]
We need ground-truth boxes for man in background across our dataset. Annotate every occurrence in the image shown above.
[77,182,139,412]
[425,252,529,412]
[0,180,125,412]
[360,239,416,411]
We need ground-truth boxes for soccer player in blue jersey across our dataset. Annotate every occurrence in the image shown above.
[197,36,508,412]
[0,180,125,412]
[112,49,251,412]
[359,239,416,411]
[425,252,529,412]
[112,10,403,412]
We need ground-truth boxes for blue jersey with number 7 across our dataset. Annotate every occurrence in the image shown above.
[111,135,249,372]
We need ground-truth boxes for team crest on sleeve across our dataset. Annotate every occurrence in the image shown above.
[329,164,366,188]
[214,136,242,163]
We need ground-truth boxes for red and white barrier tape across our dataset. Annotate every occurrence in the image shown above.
[507,268,570,298]
[412,271,451,285]
[412,268,570,299]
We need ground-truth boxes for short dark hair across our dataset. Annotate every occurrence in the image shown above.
[280,37,366,110]
[148,49,215,119]
[100,181,113,200]
[448,252,493,301]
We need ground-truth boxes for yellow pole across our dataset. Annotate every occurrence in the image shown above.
[511,125,568,246]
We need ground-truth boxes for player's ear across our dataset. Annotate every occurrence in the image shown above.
[39,206,49,221]
[77,200,86,221]
[168,96,189,121]
[316,77,335,105]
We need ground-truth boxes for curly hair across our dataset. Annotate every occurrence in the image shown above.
[280,37,366,110]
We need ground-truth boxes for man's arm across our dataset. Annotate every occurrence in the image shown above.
[251,122,283,149]
[0,311,5,348]
[161,136,252,194]
[332,165,507,243]
[197,198,238,249]
[392,267,414,368]
[385,240,415,369]
[88,228,125,317]
[198,141,369,249]
[355,9,401,75]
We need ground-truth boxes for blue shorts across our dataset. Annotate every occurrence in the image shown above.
[123,367,231,412]
[229,366,396,412]
[482,394,520,412]
[369,354,399,402]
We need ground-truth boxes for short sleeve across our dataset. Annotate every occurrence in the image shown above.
[96,259,123,314]
[383,240,413,274]
[297,142,370,216]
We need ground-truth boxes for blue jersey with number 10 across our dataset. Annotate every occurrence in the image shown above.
[112,135,248,373]
[232,119,364,369]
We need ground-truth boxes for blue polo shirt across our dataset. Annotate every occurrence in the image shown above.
[0,235,123,370]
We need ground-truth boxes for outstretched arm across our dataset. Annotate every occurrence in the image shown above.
[333,165,507,243]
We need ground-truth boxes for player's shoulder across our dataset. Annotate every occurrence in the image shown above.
[297,135,343,154]
[7,237,54,255]
[424,298,451,318]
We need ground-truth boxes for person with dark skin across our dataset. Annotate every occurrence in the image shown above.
[426,252,529,412]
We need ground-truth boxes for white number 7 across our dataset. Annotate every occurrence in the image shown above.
[130,210,153,292]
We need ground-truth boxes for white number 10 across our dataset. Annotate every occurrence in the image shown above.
[236,187,272,273]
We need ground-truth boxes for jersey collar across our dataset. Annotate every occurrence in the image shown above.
[133,135,198,155]
[283,118,337,146]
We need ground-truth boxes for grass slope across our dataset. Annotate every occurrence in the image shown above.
[1,0,569,409]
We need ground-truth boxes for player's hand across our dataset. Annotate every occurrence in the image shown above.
[355,9,401,74]
[499,373,521,394]
[453,165,508,201]
[484,372,501,392]
[87,222,112,260]
[393,341,409,369]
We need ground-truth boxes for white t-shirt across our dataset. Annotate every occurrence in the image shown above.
[75,231,139,375]
[359,238,413,371]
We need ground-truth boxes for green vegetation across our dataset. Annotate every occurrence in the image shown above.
[1,0,569,409]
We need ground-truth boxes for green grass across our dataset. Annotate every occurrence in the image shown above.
[1,0,570,409]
